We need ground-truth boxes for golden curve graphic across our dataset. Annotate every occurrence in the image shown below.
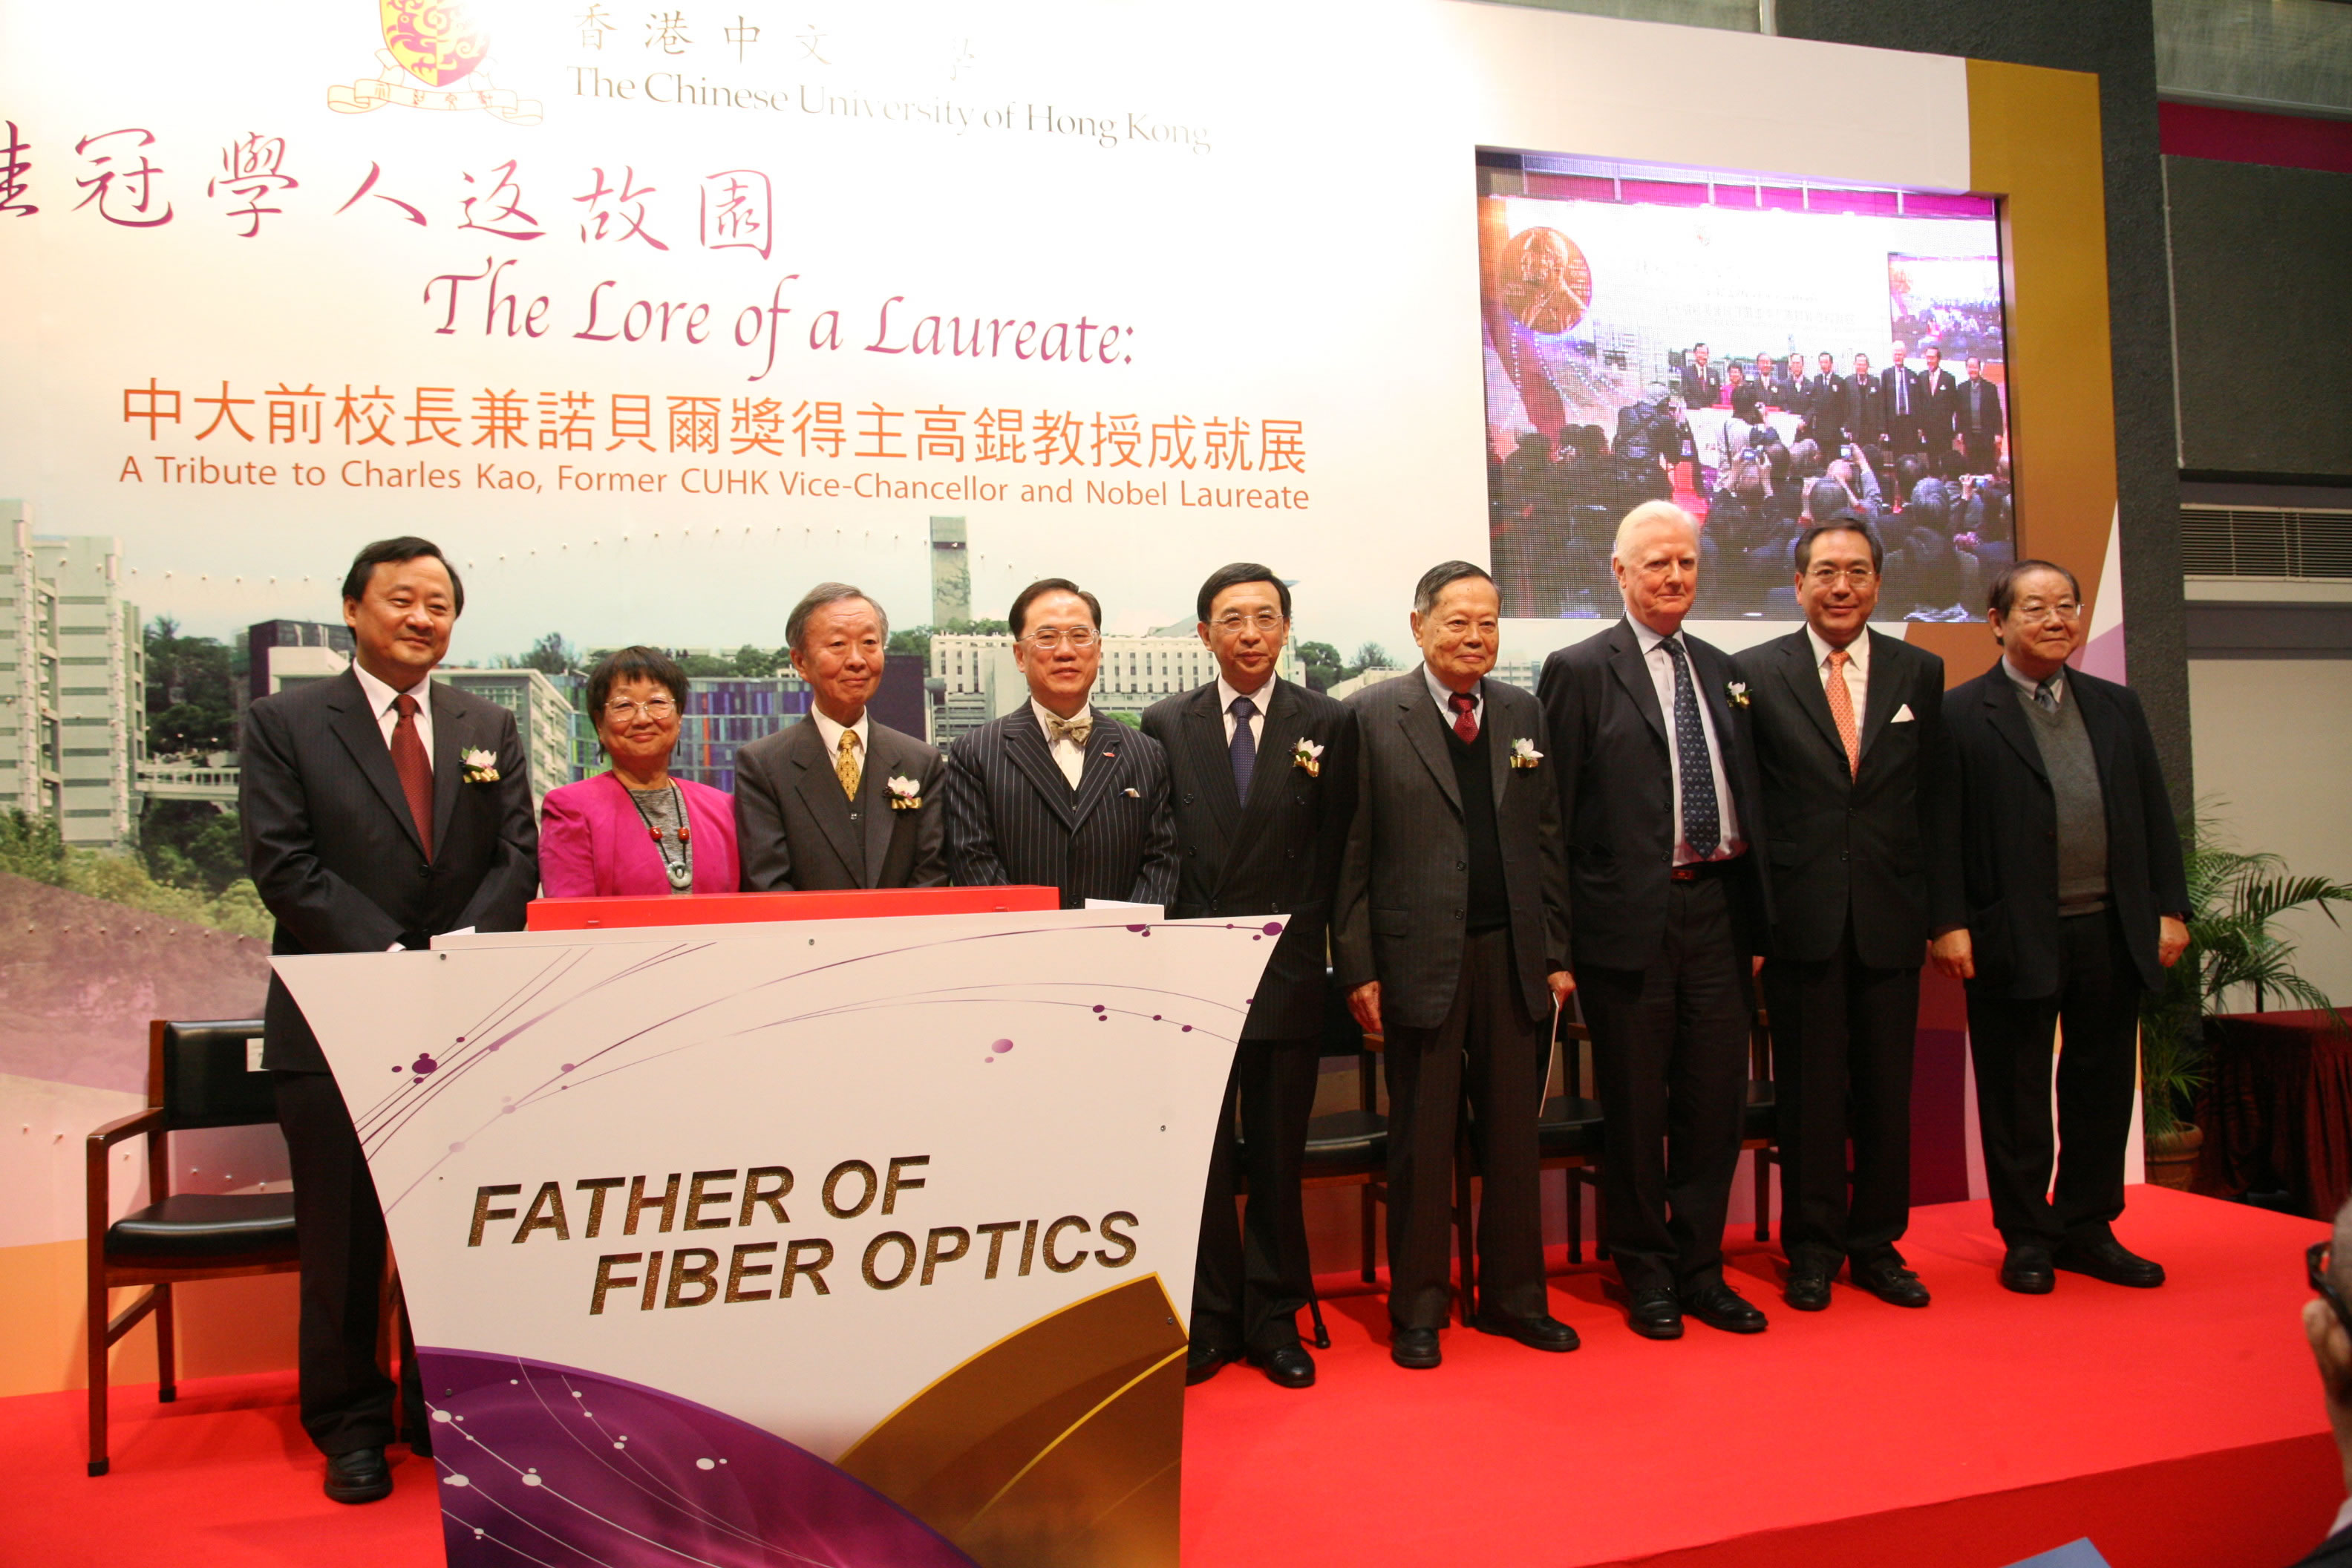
[837,1274,1188,1568]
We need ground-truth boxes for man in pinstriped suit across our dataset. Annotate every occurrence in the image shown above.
[941,578,1180,909]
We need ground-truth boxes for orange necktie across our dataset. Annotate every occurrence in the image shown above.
[1825,648,1860,779]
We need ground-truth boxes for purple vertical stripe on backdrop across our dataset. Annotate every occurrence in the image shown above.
[1807,187,1902,217]
[1523,172,1616,203]
[1758,186,1807,213]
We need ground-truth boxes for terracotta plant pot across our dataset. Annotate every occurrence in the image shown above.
[2145,1123,2204,1192]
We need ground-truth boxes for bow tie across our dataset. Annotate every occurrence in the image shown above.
[1046,713,1092,746]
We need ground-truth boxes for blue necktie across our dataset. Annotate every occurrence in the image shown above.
[1229,695,1257,801]
[1662,638,1720,858]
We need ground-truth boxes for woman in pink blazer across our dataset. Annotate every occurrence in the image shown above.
[539,646,740,898]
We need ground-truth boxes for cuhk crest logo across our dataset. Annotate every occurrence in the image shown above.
[330,1,542,124]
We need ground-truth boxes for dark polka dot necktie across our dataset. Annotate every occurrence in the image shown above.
[1662,638,1719,857]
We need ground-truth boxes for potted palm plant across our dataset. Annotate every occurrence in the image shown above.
[2139,806,2352,1190]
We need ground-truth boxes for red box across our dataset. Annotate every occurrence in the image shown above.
[526,886,1064,932]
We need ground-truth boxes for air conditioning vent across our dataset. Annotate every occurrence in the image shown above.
[2179,506,2352,580]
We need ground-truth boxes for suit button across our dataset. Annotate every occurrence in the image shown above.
[1183,793,1195,804]
[416,864,430,880]
[849,811,860,821]
[1452,908,1463,920]
[1457,860,1466,871]
[1209,903,1220,915]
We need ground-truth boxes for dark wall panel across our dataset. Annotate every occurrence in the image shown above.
[2166,155,2352,482]
[1777,0,2192,803]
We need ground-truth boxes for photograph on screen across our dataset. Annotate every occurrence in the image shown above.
[1479,156,2013,622]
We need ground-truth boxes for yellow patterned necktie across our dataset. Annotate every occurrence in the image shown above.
[835,730,862,800]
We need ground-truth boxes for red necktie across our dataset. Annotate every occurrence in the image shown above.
[1448,689,1478,743]
[391,693,434,860]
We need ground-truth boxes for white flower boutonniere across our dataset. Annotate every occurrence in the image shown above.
[1292,738,1324,777]
[886,774,924,811]
[1509,737,1544,770]
[1726,681,1751,710]
[462,747,500,784]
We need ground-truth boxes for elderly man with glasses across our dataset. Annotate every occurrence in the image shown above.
[1937,560,2190,1296]
[941,576,1179,909]
[734,581,947,891]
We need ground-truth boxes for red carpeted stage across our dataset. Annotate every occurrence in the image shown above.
[4,1188,2340,1567]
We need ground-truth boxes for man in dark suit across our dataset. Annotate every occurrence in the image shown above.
[734,582,947,891]
[1334,561,1575,1370]
[1955,357,2005,474]
[1842,352,1886,454]
[1769,356,1806,415]
[1915,344,1961,476]
[1935,560,2189,1294]
[1734,515,1958,1312]
[1680,343,1722,410]
[943,578,1178,907]
[1538,501,1773,1340]
[1881,342,1925,462]
[1143,564,1359,1391]
[2294,1199,2352,1566]
[241,538,538,1503]
[1805,352,1848,448]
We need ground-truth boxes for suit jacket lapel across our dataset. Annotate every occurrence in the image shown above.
[429,683,464,860]
[787,720,867,875]
[325,670,427,858]
[1185,685,1241,846]
[1855,631,1904,762]
[1483,681,1512,808]
[860,726,898,886]
[1775,633,1846,765]
[1607,620,1669,749]
[1980,665,2047,780]
[2072,673,2126,787]
[1004,712,1078,826]
[1397,680,1461,815]
[1069,715,1126,827]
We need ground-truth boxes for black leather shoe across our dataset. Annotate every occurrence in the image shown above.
[324,1446,392,1504]
[1685,1281,1768,1334]
[1472,1311,1581,1353]
[1391,1327,1442,1369]
[2054,1234,2166,1288]
[1627,1287,1684,1340]
[1247,1343,1317,1388]
[1185,1345,1238,1385]
[2000,1243,2055,1294]
[1853,1256,1931,1307]
[1783,1264,1834,1312]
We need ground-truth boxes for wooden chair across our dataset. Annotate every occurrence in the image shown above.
[85,1019,297,1477]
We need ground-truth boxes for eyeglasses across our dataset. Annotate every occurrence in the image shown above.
[1021,627,1099,651]
[1806,566,1878,587]
[2010,601,2082,624]
[1212,611,1287,634]
[2310,1241,2352,1340]
[604,698,678,722]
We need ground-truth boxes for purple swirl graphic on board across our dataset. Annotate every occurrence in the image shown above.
[419,1348,977,1567]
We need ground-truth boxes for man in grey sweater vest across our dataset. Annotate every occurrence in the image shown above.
[1936,561,2191,1295]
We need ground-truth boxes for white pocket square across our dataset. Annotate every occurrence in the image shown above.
[1892,704,1915,722]
[1122,787,1140,797]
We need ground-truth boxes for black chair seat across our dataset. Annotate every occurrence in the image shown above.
[1742,1079,1777,1140]
[1538,1095,1605,1159]
[106,1192,298,1263]
[1301,1108,1386,1166]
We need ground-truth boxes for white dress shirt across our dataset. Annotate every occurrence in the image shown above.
[1422,663,1483,732]
[2003,656,2065,709]
[808,704,872,786]
[1805,624,1870,717]
[350,659,434,764]
[1630,616,1743,863]
[1032,697,1091,788]
[1217,675,1272,748]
